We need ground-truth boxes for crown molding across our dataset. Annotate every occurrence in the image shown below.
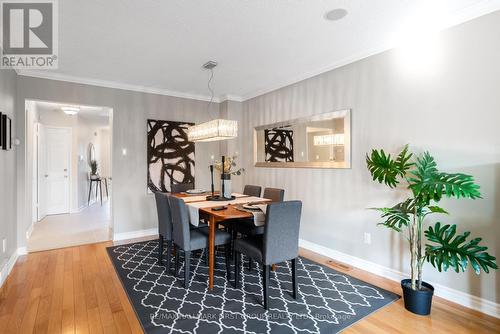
[240,1,500,101]
[16,70,237,103]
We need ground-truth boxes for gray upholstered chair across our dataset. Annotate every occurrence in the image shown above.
[243,185,262,198]
[170,183,194,193]
[263,187,285,202]
[168,195,232,288]
[233,200,302,309]
[154,192,173,271]
[232,187,283,237]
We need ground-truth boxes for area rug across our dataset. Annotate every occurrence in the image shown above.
[107,240,399,334]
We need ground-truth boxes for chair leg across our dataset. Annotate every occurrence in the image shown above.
[165,240,172,273]
[291,258,297,299]
[231,229,237,260]
[225,244,231,281]
[263,264,270,310]
[184,250,191,289]
[175,247,180,275]
[234,251,240,288]
[157,235,164,265]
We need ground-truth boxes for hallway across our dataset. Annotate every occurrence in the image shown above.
[27,201,111,252]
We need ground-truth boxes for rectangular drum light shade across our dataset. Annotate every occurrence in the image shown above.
[187,119,238,142]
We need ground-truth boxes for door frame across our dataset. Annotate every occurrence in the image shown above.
[38,125,73,217]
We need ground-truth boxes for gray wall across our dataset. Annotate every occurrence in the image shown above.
[239,11,500,303]
[0,68,17,271]
[16,77,221,246]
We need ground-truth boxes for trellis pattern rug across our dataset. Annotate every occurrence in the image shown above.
[107,240,399,334]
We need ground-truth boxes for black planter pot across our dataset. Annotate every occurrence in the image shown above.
[401,279,434,315]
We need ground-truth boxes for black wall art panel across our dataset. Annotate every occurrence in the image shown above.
[264,128,294,162]
[147,119,195,193]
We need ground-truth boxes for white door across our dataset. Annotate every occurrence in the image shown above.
[41,127,72,215]
[37,124,47,221]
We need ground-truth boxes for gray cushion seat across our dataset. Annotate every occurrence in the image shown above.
[233,236,263,262]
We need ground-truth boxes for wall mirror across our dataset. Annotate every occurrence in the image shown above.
[254,109,351,169]
[88,143,96,166]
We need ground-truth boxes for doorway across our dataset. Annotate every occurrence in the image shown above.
[26,100,113,252]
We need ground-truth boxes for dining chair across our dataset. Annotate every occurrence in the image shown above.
[220,185,263,255]
[233,200,302,310]
[170,183,194,193]
[154,191,173,271]
[168,195,232,288]
[263,187,285,202]
[243,185,262,197]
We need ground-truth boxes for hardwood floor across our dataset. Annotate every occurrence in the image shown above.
[0,239,499,333]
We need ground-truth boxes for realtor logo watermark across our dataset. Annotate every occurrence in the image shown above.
[1,0,58,69]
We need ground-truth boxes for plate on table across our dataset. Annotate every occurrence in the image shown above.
[186,189,206,194]
[242,204,261,211]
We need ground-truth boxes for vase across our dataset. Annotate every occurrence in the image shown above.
[221,173,231,199]
[401,279,434,315]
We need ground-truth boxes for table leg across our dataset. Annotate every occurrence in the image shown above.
[208,216,216,290]
[104,178,109,197]
[99,180,103,206]
[88,181,92,206]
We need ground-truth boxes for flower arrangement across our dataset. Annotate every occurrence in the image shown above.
[214,155,245,176]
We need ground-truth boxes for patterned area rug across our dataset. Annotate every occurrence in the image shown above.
[107,240,399,334]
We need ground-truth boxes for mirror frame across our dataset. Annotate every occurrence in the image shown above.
[253,109,351,169]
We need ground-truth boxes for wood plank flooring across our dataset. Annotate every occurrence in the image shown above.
[0,239,499,333]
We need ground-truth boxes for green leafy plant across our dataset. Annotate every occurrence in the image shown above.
[366,145,497,291]
[90,160,98,175]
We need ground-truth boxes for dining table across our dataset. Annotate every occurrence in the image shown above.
[170,192,271,290]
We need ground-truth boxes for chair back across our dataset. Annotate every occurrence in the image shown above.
[263,187,285,202]
[170,183,195,193]
[168,195,191,249]
[243,185,262,197]
[154,192,172,240]
[263,201,302,265]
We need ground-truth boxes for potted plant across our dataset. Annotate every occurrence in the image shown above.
[90,160,99,179]
[214,155,244,198]
[366,145,497,315]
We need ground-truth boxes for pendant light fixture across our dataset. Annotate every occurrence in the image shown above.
[187,61,238,142]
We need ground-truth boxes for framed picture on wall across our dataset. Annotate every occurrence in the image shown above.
[1,113,12,150]
[0,112,3,149]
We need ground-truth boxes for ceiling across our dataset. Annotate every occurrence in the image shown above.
[34,100,111,127]
[18,0,500,102]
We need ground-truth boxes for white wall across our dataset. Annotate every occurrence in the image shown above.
[0,68,17,283]
[239,11,500,304]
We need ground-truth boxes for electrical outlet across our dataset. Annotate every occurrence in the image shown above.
[364,232,371,245]
[2,239,6,253]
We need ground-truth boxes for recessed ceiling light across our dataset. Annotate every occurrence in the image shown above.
[324,8,348,21]
[61,106,80,115]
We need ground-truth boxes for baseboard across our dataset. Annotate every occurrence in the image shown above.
[113,228,157,242]
[299,238,500,319]
[26,222,35,240]
[0,247,26,289]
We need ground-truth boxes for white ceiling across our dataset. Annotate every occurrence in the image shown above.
[34,100,111,127]
[18,0,500,102]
